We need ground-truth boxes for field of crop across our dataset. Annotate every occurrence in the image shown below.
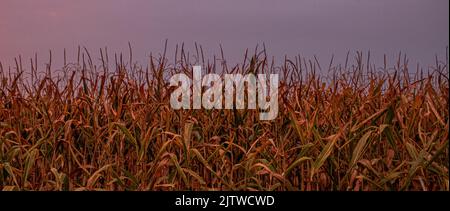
[0,46,448,191]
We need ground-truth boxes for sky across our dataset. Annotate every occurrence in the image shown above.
[0,0,448,69]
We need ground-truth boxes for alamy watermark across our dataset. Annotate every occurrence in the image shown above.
[169,66,279,120]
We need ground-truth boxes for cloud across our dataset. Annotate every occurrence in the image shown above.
[48,11,58,18]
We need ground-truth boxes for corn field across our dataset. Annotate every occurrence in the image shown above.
[0,46,448,191]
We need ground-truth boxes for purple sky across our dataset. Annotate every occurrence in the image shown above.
[1,0,448,69]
